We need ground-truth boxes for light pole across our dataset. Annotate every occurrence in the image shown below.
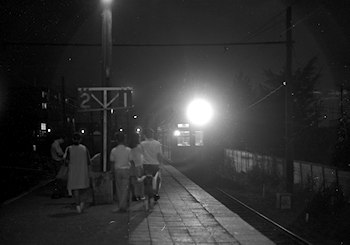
[101,0,112,171]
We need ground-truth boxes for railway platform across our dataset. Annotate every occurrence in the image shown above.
[0,164,274,245]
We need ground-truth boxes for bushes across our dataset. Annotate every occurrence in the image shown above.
[303,182,346,217]
[246,163,282,191]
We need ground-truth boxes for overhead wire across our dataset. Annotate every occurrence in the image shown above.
[236,9,287,111]
[241,10,285,42]
[246,84,285,110]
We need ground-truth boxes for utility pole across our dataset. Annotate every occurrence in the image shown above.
[61,76,67,132]
[285,6,294,193]
[101,2,112,171]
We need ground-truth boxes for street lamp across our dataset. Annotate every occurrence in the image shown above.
[101,0,113,5]
[186,98,213,126]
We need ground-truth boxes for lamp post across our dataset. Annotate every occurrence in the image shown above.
[101,0,112,171]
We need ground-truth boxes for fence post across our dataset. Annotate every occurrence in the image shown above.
[310,163,314,191]
[322,165,326,191]
[300,162,303,190]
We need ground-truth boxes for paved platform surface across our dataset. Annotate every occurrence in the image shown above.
[0,164,274,245]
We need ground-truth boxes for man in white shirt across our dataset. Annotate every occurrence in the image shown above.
[110,132,131,212]
[141,128,163,201]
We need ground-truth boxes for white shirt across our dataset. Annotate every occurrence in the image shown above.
[141,138,162,165]
[110,144,131,169]
[129,145,144,167]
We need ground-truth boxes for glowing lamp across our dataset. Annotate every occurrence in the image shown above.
[101,0,113,5]
[173,130,181,137]
[186,98,213,126]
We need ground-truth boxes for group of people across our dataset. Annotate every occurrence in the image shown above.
[110,128,163,213]
[50,128,163,214]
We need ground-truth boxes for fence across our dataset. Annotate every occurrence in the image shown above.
[224,148,350,198]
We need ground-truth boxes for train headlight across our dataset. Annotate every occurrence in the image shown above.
[186,98,213,126]
[173,130,181,137]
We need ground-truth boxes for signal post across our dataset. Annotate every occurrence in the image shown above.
[78,87,133,204]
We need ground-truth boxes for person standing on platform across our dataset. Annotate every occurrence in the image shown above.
[50,135,66,199]
[140,128,164,201]
[129,132,145,201]
[110,132,131,213]
[50,135,64,177]
[64,132,91,213]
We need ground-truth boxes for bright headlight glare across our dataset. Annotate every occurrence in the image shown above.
[186,99,213,126]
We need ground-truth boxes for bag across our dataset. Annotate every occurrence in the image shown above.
[152,171,161,191]
[56,165,68,180]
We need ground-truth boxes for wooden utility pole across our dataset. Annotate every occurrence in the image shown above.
[61,76,67,131]
[285,6,294,193]
[101,4,112,171]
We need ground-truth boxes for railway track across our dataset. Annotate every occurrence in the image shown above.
[204,187,313,245]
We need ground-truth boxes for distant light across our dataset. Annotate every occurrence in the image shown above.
[135,126,142,134]
[324,115,327,119]
[177,123,189,128]
[101,0,113,5]
[186,98,213,126]
[40,123,46,131]
[174,130,181,137]
[283,81,286,86]
[47,128,51,133]
[133,115,138,119]
[81,129,85,134]
[136,127,141,133]
[119,128,123,132]
[111,109,114,114]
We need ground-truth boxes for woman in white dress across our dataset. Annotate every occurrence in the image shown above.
[64,132,91,213]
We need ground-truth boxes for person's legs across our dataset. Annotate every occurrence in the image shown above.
[133,166,144,199]
[118,169,130,211]
[114,170,122,211]
[72,189,82,213]
[130,176,137,200]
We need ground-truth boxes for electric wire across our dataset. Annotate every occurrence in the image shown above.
[246,84,285,110]
[241,10,285,42]
[3,40,287,47]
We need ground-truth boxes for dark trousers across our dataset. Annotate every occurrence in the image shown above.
[143,164,161,195]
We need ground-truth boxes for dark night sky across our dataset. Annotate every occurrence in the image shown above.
[1,0,350,126]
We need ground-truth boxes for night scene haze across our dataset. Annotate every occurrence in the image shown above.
[1,1,350,244]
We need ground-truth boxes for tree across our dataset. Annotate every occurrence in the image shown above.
[332,84,350,169]
[263,56,321,134]
[262,57,326,162]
